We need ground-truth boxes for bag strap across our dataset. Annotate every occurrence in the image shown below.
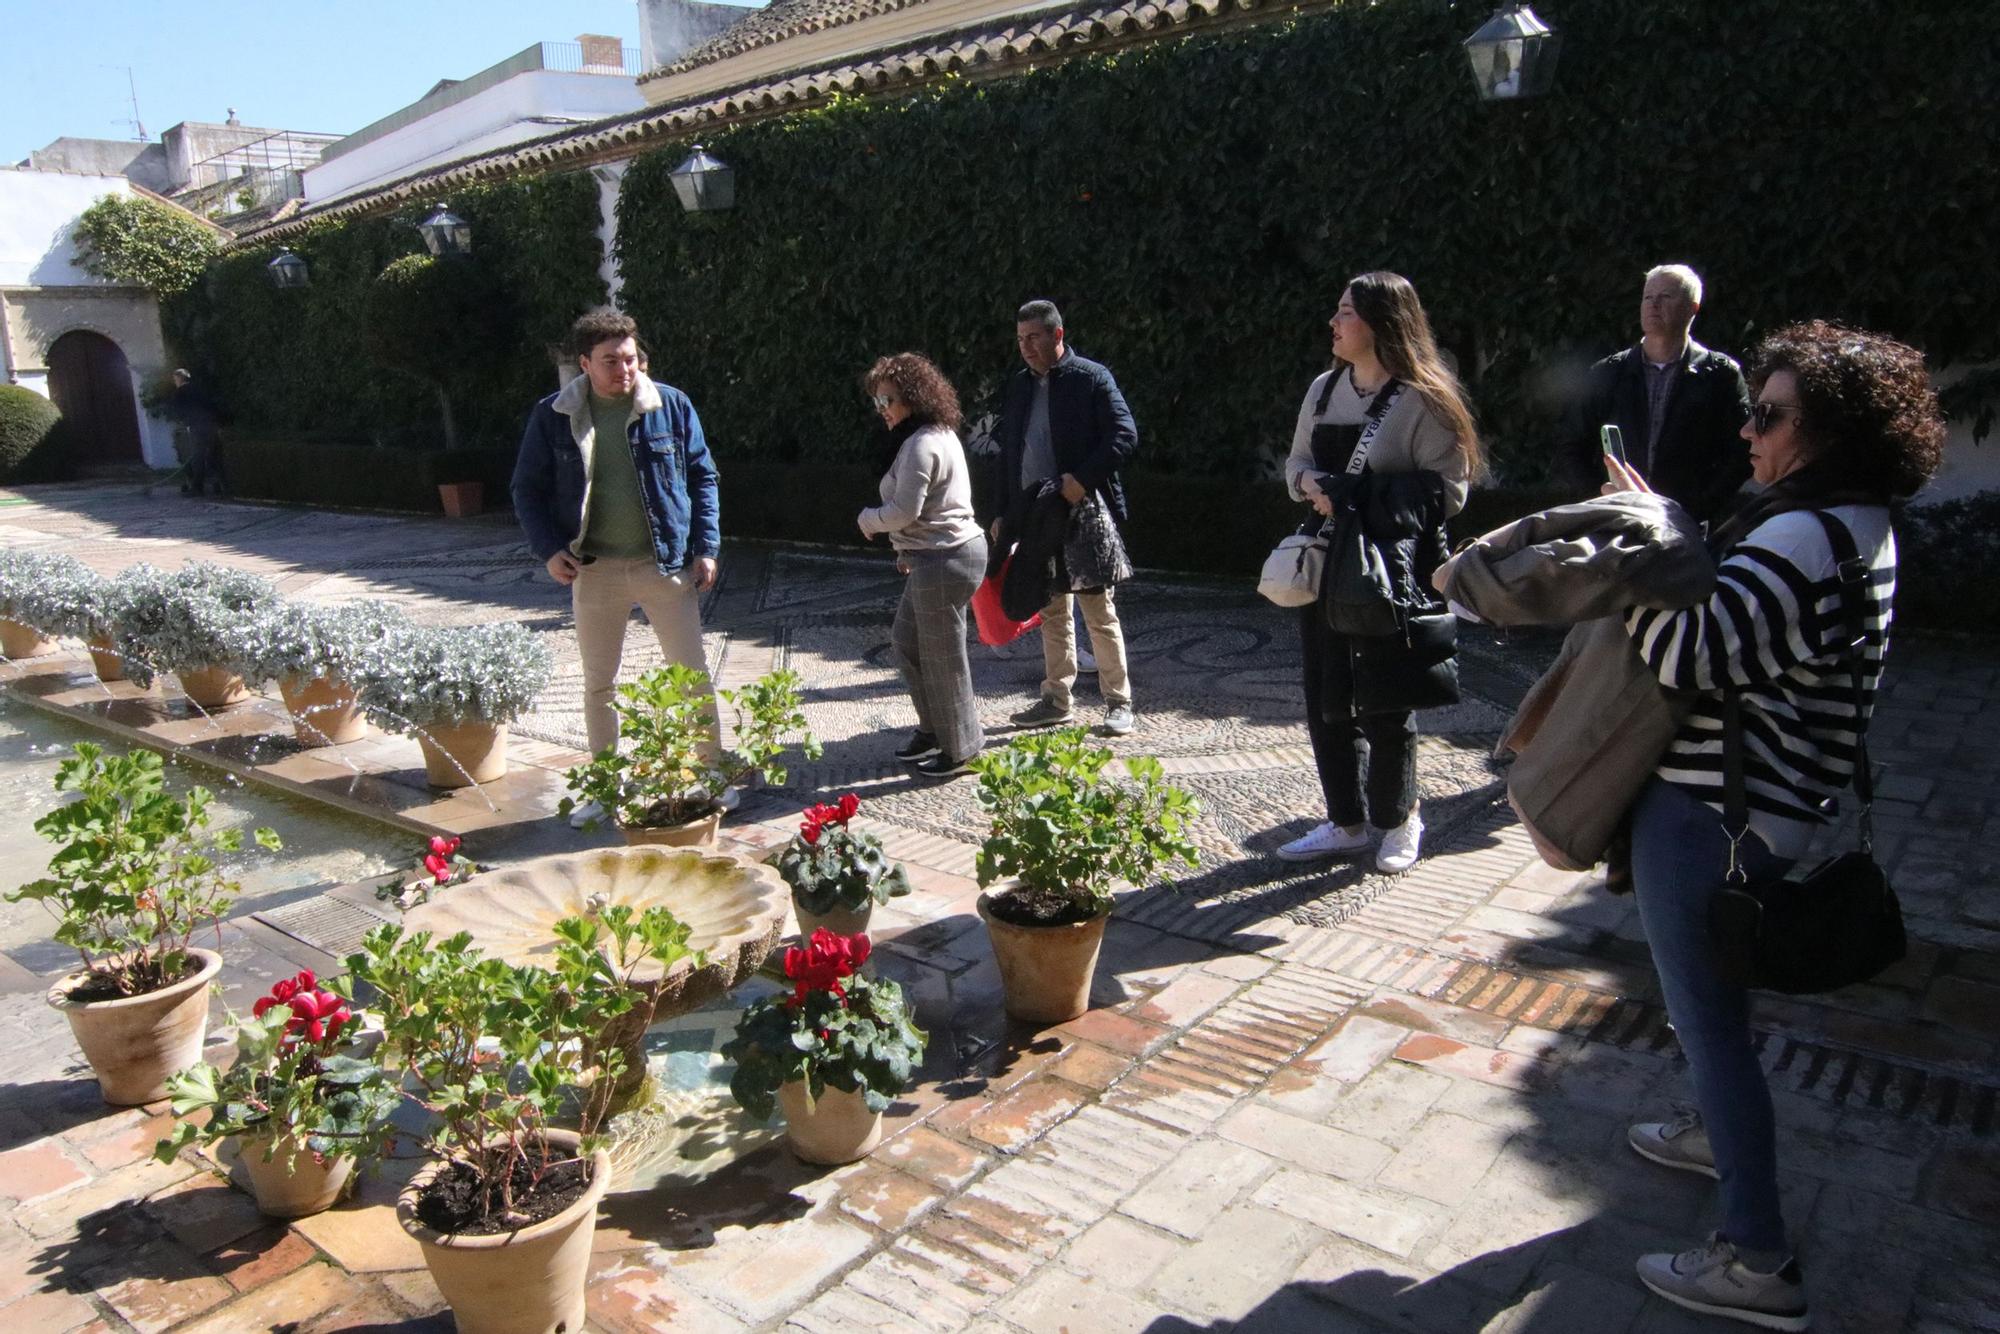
[1345,379,1403,477]
[1721,508,1877,880]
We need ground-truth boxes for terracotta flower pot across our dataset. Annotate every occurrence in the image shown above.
[87,635,126,682]
[279,675,369,747]
[619,809,722,848]
[0,617,57,659]
[438,482,485,518]
[778,1080,883,1165]
[237,1134,355,1218]
[793,896,873,942]
[47,948,222,1106]
[176,664,250,709]
[976,890,1111,1024]
[418,720,508,788]
[399,1130,610,1334]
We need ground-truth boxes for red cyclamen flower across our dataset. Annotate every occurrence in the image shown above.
[429,835,461,858]
[782,928,871,1007]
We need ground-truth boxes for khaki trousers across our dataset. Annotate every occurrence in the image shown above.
[572,556,715,756]
[1039,588,1131,710]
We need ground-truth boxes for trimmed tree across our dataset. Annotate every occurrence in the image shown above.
[0,385,67,482]
[364,254,515,451]
[73,195,219,298]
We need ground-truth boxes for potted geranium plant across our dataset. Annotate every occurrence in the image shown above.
[355,620,553,787]
[969,728,1200,1024]
[111,561,276,708]
[775,793,910,939]
[229,599,402,747]
[345,904,698,1334]
[7,742,282,1104]
[721,928,925,1165]
[561,663,821,847]
[154,969,400,1217]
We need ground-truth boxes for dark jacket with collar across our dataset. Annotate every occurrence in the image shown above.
[1561,339,1751,524]
[983,349,1138,528]
[510,373,721,574]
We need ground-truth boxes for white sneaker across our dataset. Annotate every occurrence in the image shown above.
[1374,810,1423,873]
[1275,822,1371,861]
[715,786,742,812]
[1076,646,1099,674]
[1637,1235,1809,1331]
[567,799,605,830]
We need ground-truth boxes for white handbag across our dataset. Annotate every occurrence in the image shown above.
[1256,525,1328,607]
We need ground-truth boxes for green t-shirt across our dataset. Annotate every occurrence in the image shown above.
[579,391,652,559]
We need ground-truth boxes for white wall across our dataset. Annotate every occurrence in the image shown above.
[304,71,645,204]
[0,171,135,286]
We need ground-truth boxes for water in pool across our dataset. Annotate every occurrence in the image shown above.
[0,696,410,976]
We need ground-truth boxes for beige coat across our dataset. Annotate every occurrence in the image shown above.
[1441,493,1713,870]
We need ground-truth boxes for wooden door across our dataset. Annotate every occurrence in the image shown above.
[47,330,143,465]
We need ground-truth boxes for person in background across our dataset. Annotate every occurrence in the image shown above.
[1560,264,1751,524]
[167,369,224,496]
[857,353,988,779]
[510,309,725,827]
[1277,272,1480,874]
[1610,322,1942,1331]
[982,299,1140,737]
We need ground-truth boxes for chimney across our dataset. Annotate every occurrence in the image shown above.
[576,33,624,73]
[226,107,240,126]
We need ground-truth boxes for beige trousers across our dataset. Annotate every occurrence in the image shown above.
[1039,588,1131,710]
[571,556,714,756]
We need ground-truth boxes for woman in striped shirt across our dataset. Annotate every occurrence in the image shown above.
[1603,322,1944,1331]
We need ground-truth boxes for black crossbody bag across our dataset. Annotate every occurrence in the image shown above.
[1707,510,1906,994]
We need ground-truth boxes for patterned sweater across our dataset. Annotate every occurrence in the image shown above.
[1624,505,1895,859]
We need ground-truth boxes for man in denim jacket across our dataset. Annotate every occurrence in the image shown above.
[511,310,722,825]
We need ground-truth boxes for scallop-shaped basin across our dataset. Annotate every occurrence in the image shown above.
[401,845,789,1020]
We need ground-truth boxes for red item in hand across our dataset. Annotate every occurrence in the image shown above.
[972,556,1042,647]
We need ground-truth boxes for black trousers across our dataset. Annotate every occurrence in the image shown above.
[1299,605,1416,829]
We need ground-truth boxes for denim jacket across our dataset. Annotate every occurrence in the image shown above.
[510,373,721,573]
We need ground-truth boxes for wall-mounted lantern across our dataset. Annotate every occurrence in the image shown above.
[1463,4,1561,101]
[669,146,736,213]
[418,205,473,258]
[267,248,310,288]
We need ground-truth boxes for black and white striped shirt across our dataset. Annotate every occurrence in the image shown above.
[1625,505,1895,859]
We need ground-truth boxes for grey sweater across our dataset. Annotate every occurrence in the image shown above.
[858,424,982,553]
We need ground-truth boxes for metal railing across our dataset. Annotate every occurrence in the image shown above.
[317,41,639,165]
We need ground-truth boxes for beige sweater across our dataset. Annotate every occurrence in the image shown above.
[858,424,982,553]
[1283,368,1470,517]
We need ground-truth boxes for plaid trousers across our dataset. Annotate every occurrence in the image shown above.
[891,536,988,763]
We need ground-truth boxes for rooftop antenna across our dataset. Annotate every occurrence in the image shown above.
[108,66,148,140]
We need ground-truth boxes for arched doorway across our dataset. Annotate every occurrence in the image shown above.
[47,330,143,467]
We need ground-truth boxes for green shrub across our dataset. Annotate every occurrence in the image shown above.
[0,385,68,482]
[73,194,219,298]
[1896,495,2000,634]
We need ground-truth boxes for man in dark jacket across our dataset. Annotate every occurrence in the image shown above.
[511,309,723,826]
[167,369,224,496]
[1560,265,1751,524]
[982,300,1139,736]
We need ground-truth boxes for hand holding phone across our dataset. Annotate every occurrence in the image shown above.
[1599,424,1628,468]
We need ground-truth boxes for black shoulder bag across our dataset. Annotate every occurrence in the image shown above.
[1707,510,1906,995]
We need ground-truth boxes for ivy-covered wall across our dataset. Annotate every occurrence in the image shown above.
[615,0,1998,483]
[167,172,605,451]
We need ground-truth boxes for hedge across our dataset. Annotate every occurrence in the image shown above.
[223,437,518,513]
[165,171,604,453]
[0,385,69,483]
[614,0,1997,486]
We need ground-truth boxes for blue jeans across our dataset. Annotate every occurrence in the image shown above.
[1629,778,1795,1254]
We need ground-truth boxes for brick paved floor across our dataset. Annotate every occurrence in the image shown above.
[0,483,1994,1333]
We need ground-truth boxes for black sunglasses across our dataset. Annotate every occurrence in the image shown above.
[1748,401,1801,435]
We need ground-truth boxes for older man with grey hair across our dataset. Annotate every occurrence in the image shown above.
[1561,263,1751,523]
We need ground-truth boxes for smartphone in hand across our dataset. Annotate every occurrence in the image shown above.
[1599,424,1628,468]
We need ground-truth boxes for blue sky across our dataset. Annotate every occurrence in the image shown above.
[0,1,752,165]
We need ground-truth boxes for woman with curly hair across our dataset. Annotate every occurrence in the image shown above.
[857,353,987,778]
[1607,322,1943,1330]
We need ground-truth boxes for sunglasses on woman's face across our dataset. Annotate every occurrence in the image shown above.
[871,393,898,410]
[1748,401,1801,435]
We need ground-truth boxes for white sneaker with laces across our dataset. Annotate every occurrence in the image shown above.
[1076,646,1099,674]
[567,799,605,830]
[1374,810,1423,873]
[1636,1234,1809,1331]
[1275,822,1371,862]
[1629,1107,1719,1179]
[715,786,742,812]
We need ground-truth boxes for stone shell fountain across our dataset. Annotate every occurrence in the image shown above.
[401,845,789,1090]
